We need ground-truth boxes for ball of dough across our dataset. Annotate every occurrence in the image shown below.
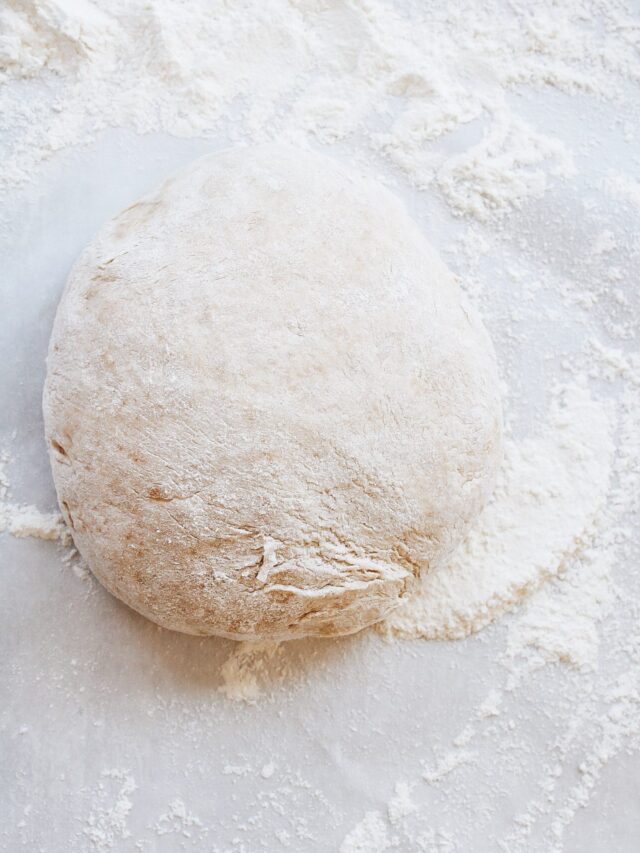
[43,145,502,641]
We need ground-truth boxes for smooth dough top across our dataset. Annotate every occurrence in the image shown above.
[43,144,502,640]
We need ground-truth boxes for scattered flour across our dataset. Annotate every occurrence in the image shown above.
[154,798,205,839]
[478,690,503,719]
[545,668,640,852]
[422,750,477,785]
[340,811,392,853]
[386,782,417,826]
[81,770,136,851]
[603,173,640,210]
[0,0,638,220]
[507,547,616,671]
[437,115,575,221]
[381,382,614,642]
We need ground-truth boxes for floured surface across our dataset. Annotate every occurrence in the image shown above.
[2,1,640,851]
[381,383,615,641]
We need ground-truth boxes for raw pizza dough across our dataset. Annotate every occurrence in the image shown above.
[43,145,502,641]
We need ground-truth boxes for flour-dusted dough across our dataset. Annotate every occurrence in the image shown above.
[43,145,502,640]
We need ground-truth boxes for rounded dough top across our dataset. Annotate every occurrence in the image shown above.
[43,144,502,640]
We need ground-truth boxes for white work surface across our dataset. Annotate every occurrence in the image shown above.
[2,104,640,850]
